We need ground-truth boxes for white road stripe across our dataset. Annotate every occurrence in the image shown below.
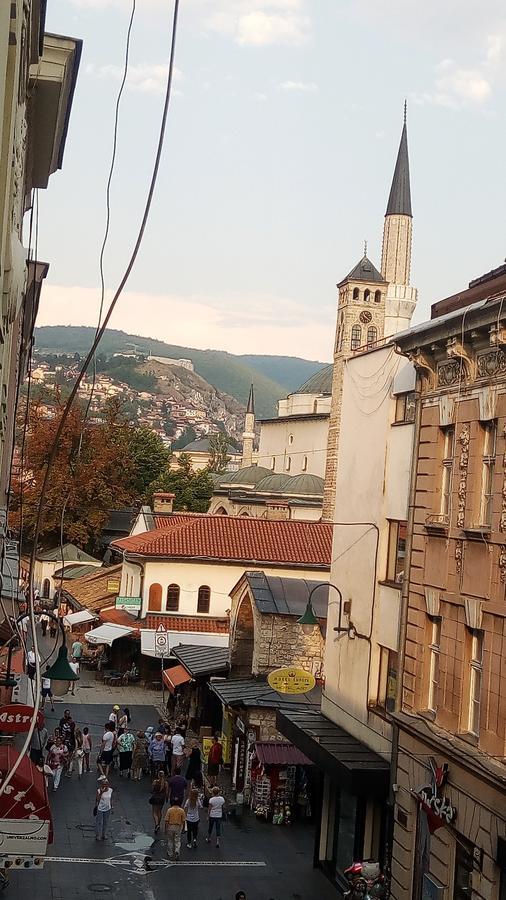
[45,856,266,868]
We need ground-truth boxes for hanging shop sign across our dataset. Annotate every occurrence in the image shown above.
[0,705,44,733]
[115,596,141,611]
[414,758,457,834]
[107,578,121,593]
[267,667,316,695]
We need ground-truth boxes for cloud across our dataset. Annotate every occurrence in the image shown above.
[36,284,333,360]
[85,62,183,95]
[278,80,317,93]
[413,31,504,109]
[202,1,311,47]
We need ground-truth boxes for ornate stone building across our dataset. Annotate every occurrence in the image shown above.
[322,110,418,520]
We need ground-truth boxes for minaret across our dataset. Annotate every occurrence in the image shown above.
[241,384,255,468]
[381,103,418,337]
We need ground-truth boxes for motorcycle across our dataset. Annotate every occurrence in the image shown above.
[344,860,389,899]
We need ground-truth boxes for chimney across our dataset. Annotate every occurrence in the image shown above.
[264,500,290,521]
[153,492,175,515]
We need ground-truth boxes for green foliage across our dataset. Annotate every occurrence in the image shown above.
[207,433,230,473]
[125,426,169,496]
[96,356,157,393]
[149,454,213,512]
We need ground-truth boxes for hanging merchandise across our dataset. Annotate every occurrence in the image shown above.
[253,774,271,819]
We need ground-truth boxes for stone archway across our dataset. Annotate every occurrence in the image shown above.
[230,594,255,677]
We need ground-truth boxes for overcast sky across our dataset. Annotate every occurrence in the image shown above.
[38,0,506,362]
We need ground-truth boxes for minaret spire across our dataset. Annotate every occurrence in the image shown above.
[385,108,412,218]
[381,105,413,286]
[246,383,255,415]
[241,384,255,468]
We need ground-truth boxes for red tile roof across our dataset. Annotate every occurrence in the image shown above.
[162,665,192,693]
[100,607,140,632]
[113,514,331,568]
[145,614,229,634]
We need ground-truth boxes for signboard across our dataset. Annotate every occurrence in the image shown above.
[0,819,49,857]
[154,623,169,657]
[0,705,44,733]
[267,667,316,695]
[414,759,457,834]
[115,596,141,611]
[107,578,121,593]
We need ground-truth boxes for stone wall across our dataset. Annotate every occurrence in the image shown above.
[253,607,324,676]
[247,707,285,742]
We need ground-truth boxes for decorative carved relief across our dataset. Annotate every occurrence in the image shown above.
[446,337,475,380]
[500,546,506,583]
[456,425,470,528]
[455,540,463,575]
[408,348,437,390]
[477,349,506,379]
[438,360,462,387]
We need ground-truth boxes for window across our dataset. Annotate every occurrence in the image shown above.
[441,426,455,520]
[366,325,378,346]
[454,837,474,900]
[352,287,360,300]
[302,455,308,472]
[270,456,275,470]
[467,630,483,736]
[375,646,398,713]
[386,520,407,584]
[351,324,362,350]
[374,290,382,303]
[166,583,180,612]
[285,456,291,471]
[364,289,370,302]
[479,422,496,527]
[197,585,211,614]
[288,434,294,445]
[42,578,50,599]
[395,391,415,424]
[148,583,162,612]
[427,617,442,713]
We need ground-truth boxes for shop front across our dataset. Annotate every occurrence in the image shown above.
[250,740,314,825]
[277,706,390,893]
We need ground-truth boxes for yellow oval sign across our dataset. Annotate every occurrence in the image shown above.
[267,667,316,694]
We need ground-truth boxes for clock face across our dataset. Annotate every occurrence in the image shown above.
[359,310,372,324]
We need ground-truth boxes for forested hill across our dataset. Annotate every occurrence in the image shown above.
[34,326,329,418]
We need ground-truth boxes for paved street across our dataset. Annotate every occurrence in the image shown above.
[8,701,337,900]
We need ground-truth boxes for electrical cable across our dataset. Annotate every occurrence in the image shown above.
[0,0,181,799]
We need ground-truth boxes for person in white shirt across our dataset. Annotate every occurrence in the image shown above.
[95,777,113,840]
[170,728,185,774]
[68,659,79,695]
[26,648,39,680]
[41,673,55,711]
[98,724,116,777]
[206,786,226,848]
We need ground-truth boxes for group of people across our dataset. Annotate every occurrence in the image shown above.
[29,708,93,790]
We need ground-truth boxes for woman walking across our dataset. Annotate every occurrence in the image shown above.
[148,771,168,832]
[82,727,92,773]
[117,728,135,777]
[118,707,130,736]
[95,777,113,841]
[206,785,225,848]
[68,727,85,778]
[131,731,148,781]
[98,723,117,777]
[148,732,167,777]
[186,741,203,788]
[47,736,68,791]
[184,788,202,849]
[170,727,185,774]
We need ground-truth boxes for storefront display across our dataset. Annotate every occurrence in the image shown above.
[250,743,313,825]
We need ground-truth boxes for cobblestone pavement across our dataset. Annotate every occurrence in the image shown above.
[9,702,338,900]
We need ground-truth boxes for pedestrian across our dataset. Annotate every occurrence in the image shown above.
[235,893,247,900]
[69,658,79,695]
[207,734,223,787]
[98,723,117,777]
[41,671,55,711]
[149,771,168,832]
[170,727,185,774]
[117,728,135,777]
[109,705,120,730]
[117,707,130,736]
[131,731,148,781]
[148,731,167,777]
[59,709,76,755]
[47,736,68,791]
[169,771,187,807]
[164,801,185,861]
[49,617,57,639]
[186,741,203,788]
[82,727,92,773]
[29,724,48,766]
[40,612,49,637]
[157,717,169,735]
[95,776,113,841]
[206,785,225,848]
[68,727,85,778]
[26,648,37,680]
[71,637,83,661]
[184,787,202,849]
[164,732,172,774]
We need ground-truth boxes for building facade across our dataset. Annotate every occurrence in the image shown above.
[391,271,506,900]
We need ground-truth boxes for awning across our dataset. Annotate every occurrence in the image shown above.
[254,741,312,767]
[64,609,96,627]
[277,707,389,797]
[84,623,135,646]
[162,665,192,694]
[141,629,228,659]
[171,644,229,678]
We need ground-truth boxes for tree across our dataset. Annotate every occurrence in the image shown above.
[171,426,197,450]
[149,454,213,513]
[125,426,169,496]
[207,432,230,473]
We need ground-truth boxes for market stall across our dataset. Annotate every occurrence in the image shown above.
[250,741,314,825]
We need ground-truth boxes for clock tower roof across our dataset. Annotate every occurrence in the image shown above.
[340,254,385,287]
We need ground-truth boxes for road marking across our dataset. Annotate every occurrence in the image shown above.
[46,856,266,869]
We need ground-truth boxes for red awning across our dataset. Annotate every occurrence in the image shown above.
[254,741,313,766]
[162,665,192,694]
[0,746,53,842]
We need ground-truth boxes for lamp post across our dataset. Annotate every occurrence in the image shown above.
[297,582,349,636]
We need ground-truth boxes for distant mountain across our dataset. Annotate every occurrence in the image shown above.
[34,326,329,419]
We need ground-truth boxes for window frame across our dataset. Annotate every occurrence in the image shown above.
[385,519,407,586]
[427,616,442,714]
[366,325,378,347]
[479,421,496,528]
[197,585,211,614]
[166,583,180,612]
[467,630,483,736]
[394,391,415,425]
[440,426,455,520]
[373,645,398,715]
[351,324,362,350]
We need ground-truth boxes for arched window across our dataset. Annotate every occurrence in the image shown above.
[42,578,50,599]
[374,290,382,303]
[364,289,371,302]
[288,434,294,445]
[302,455,308,472]
[351,324,362,350]
[148,583,162,612]
[352,287,360,300]
[271,456,275,470]
[214,506,228,515]
[166,584,180,612]
[367,326,378,346]
[197,585,211,614]
[285,456,291,472]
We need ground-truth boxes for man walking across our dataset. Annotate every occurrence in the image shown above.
[164,802,186,861]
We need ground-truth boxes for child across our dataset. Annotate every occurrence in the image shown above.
[183,787,202,849]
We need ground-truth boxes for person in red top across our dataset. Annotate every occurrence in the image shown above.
[206,734,223,787]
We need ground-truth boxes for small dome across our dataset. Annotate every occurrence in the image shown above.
[295,364,333,395]
[285,474,325,496]
[227,466,272,486]
[255,474,293,493]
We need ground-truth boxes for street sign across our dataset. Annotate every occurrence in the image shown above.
[267,667,316,694]
[0,819,49,857]
[115,596,141,611]
[154,623,169,657]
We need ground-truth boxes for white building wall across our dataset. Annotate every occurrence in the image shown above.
[321,345,414,759]
[257,416,329,477]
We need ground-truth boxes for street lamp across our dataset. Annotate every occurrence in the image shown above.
[297,582,350,636]
[44,645,78,696]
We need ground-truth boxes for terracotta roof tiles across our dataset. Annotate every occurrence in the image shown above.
[145,614,229,634]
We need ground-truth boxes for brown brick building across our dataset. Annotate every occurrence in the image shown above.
[392,267,506,900]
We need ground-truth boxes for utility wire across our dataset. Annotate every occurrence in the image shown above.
[0,0,181,799]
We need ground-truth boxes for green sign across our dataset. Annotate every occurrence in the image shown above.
[115,596,141,611]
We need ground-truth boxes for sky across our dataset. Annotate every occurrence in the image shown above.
[37,0,506,362]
